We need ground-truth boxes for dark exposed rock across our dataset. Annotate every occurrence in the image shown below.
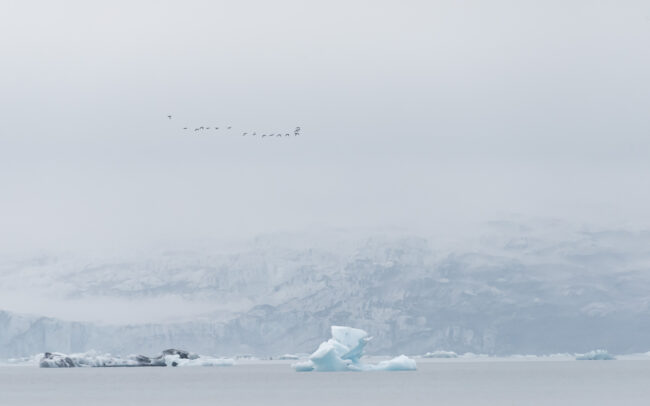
[161,349,198,360]
[134,355,152,364]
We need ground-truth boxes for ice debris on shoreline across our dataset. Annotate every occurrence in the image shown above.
[38,349,234,368]
[575,349,616,360]
[292,326,416,372]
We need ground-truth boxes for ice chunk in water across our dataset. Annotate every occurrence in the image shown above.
[423,350,458,358]
[309,341,354,371]
[292,361,315,372]
[38,349,233,367]
[162,354,234,367]
[373,355,418,371]
[278,354,300,360]
[293,326,416,372]
[576,349,616,360]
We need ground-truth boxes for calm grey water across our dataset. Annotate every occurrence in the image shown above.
[2,360,649,405]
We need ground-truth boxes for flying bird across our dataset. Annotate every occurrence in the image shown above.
[167,115,172,120]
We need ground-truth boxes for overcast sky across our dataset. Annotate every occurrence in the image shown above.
[2,0,650,254]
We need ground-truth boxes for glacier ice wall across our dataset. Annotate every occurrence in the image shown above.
[3,224,650,358]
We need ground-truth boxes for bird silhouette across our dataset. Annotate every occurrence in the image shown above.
[168,115,172,120]
[242,132,247,136]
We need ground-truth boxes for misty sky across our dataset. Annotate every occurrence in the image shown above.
[2,0,650,254]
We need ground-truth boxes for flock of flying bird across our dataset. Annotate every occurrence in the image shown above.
[167,115,301,137]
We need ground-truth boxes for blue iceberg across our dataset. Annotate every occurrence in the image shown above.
[292,326,416,372]
[575,349,616,360]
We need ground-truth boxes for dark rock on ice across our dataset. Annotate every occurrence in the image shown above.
[38,349,202,368]
[40,352,76,368]
[161,348,198,360]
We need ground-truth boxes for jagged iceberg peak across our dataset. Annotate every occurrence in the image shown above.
[38,349,234,368]
[293,326,416,372]
[330,325,371,363]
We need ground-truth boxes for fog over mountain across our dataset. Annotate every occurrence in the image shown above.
[3,220,650,358]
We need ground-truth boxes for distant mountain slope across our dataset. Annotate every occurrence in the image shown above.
[3,223,650,358]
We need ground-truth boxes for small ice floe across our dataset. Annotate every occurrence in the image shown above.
[235,354,258,360]
[292,326,416,372]
[4,355,40,366]
[278,354,300,360]
[164,355,235,367]
[459,352,490,359]
[38,349,234,368]
[374,355,417,371]
[575,349,616,360]
[423,350,458,358]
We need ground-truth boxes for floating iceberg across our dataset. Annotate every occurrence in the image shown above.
[423,350,458,358]
[234,354,258,360]
[163,354,235,367]
[374,355,418,371]
[278,354,300,360]
[39,349,234,368]
[459,352,490,359]
[39,351,143,368]
[292,326,416,372]
[293,361,316,372]
[575,349,616,360]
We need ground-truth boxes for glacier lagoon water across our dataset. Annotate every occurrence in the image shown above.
[2,359,650,406]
